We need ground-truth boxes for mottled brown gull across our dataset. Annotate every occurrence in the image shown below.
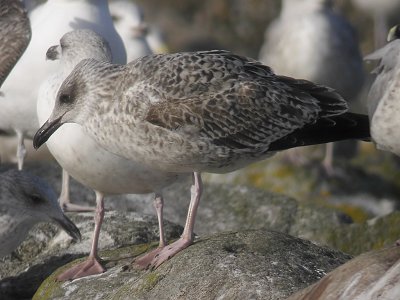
[365,25,400,156]
[36,29,183,280]
[0,169,81,258]
[0,0,31,88]
[34,50,370,274]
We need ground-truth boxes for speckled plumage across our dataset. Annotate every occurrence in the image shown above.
[0,169,80,258]
[34,49,370,271]
[38,51,368,173]
[365,25,400,155]
[0,0,31,87]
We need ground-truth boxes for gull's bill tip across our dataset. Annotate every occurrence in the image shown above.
[33,117,63,149]
[52,214,81,241]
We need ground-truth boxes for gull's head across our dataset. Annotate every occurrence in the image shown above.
[109,0,147,38]
[387,25,400,42]
[0,170,81,241]
[282,0,332,15]
[46,29,112,66]
[33,58,118,149]
[33,59,94,149]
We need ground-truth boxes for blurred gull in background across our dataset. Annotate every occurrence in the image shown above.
[259,0,365,174]
[365,25,400,156]
[352,0,400,47]
[0,0,126,173]
[109,0,153,62]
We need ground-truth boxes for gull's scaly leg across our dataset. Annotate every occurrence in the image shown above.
[135,193,167,268]
[59,169,95,212]
[141,172,202,270]
[15,130,26,171]
[57,190,105,281]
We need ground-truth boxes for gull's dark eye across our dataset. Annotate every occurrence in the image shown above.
[59,93,72,104]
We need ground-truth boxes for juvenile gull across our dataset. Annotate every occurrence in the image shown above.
[365,25,400,156]
[259,0,365,172]
[0,0,126,172]
[0,169,81,258]
[37,29,183,280]
[0,0,31,87]
[34,50,370,274]
[109,0,153,62]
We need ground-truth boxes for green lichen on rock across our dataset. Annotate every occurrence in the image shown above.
[325,212,400,255]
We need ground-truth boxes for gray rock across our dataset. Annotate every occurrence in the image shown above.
[0,211,182,300]
[33,230,351,300]
[287,245,400,300]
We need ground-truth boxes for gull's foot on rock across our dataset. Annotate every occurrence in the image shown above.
[141,238,192,270]
[56,256,105,281]
[134,246,165,270]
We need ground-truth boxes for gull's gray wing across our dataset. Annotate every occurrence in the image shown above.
[0,0,31,87]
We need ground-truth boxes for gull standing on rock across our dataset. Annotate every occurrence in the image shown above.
[259,0,365,172]
[365,25,400,156]
[36,29,183,281]
[0,169,81,258]
[34,49,371,275]
[0,0,126,173]
[109,0,152,62]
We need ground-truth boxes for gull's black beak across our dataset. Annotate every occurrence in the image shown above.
[52,215,81,241]
[33,117,63,149]
[46,45,60,60]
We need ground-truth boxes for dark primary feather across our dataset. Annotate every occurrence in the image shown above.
[0,0,31,87]
[268,112,370,151]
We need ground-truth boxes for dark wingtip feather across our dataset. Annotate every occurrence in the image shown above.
[268,113,370,152]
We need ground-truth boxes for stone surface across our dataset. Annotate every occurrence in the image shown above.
[287,245,400,300]
[33,230,351,300]
[0,212,182,300]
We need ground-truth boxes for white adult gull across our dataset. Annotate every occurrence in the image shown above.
[259,0,365,172]
[0,0,126,173]
[36,29,183,280]
[0,169,81,258]
[109,0,152,62]
[365,24,400,156]
[352,0,400,47]
[34,50,370,276]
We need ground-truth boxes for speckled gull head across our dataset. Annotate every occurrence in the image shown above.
[0,169,81,257]
[33,58,122,147]
[45,29,112,67]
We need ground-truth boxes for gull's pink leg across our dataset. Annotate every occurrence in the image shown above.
[59,169,95,212]
[57,191,106,281]
[148,172,203,269]
[135,193,166,268]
